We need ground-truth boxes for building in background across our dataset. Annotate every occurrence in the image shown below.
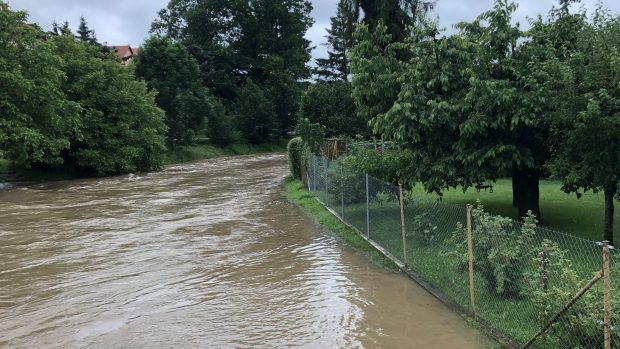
[111,45,139,65]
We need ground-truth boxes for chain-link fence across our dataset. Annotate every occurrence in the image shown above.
[306,155,616,349]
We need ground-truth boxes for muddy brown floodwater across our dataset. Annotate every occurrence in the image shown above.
[0,154,495,349]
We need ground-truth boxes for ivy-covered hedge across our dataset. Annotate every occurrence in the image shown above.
[287,137,305,180]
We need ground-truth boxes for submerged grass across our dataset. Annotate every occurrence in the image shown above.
[283,177,398,271]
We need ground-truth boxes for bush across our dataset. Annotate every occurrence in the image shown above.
[287,137,306,180]
[343,144,416,186]
[524,240,620,348]
[447,202,536,298]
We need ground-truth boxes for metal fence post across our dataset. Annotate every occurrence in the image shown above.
[466,204,476,316]
[312,156,316,192]
[324,158,329,206]
[366,173,370,238]
[340,162,344,219]
[603,240,611,349]
[399,184,408,268]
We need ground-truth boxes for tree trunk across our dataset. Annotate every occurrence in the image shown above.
[603,184,616,246]
[512,171,520,208]
[513,168,543,224]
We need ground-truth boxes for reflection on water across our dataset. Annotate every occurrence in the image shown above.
[0,154,494,348]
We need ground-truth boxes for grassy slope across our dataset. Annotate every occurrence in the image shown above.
[283,177,398,271]
[411,178,620,242]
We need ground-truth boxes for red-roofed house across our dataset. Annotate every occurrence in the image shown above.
[111,45,139,65]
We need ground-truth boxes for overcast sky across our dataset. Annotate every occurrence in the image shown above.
[8,0,620,62]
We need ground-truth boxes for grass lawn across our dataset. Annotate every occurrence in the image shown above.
[410,178,620,242]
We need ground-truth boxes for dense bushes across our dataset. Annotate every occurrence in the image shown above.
[287,137,306,180]
[0,5,167,176]
[343,144,416,186]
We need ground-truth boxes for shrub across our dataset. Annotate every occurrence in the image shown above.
[287,137,305,180]
[447,202,536,298]
[343,144,416,186]
[524,240,620,348]
[295,118,325,155]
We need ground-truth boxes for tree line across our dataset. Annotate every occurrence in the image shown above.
[0,0,316,176]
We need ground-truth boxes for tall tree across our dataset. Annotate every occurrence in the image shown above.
[351,0,552,221]
[544,6,620,244]
[77,16,98,45]
[236,79,277,144]
[299,81,368,137]
[357,0,436,43]
[151,0,314,141]
[60,20,71,35]
[135,36,216,147]
[315,0,360,80]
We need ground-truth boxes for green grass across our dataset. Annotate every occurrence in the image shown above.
[162,141,287,165]
[283,177,398,271]
[410,178,620,242]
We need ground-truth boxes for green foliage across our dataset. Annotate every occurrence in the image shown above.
[135,36,212,147]
[295,118,325,155]
[236,80,277,144]
[357,0,435,43]
[541,6,620,243]
[448,202,536,298]
[343,144,415,186]
[151,0,314,138]
[524,240,620,348]
[0,4,82,168]
[53,35,167,176]
[287,137,306,180]
[349,23,403,131]
[298,81,368,138]
[206,98,238,146]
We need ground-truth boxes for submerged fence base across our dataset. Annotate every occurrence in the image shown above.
[317,197,519,348]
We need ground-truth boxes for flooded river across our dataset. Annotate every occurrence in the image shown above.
[0,154,493,348]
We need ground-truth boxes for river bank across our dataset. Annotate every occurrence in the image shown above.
[0,142,286,185]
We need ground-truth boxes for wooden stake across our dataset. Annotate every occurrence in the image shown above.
[399,184,408,268]
[603,240,611,349]
[365,174,370,238]
[466,205,475,315]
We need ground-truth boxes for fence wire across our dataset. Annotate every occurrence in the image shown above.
[306,155,617,349]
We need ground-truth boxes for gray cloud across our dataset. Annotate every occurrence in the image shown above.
[8,0,620,62]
